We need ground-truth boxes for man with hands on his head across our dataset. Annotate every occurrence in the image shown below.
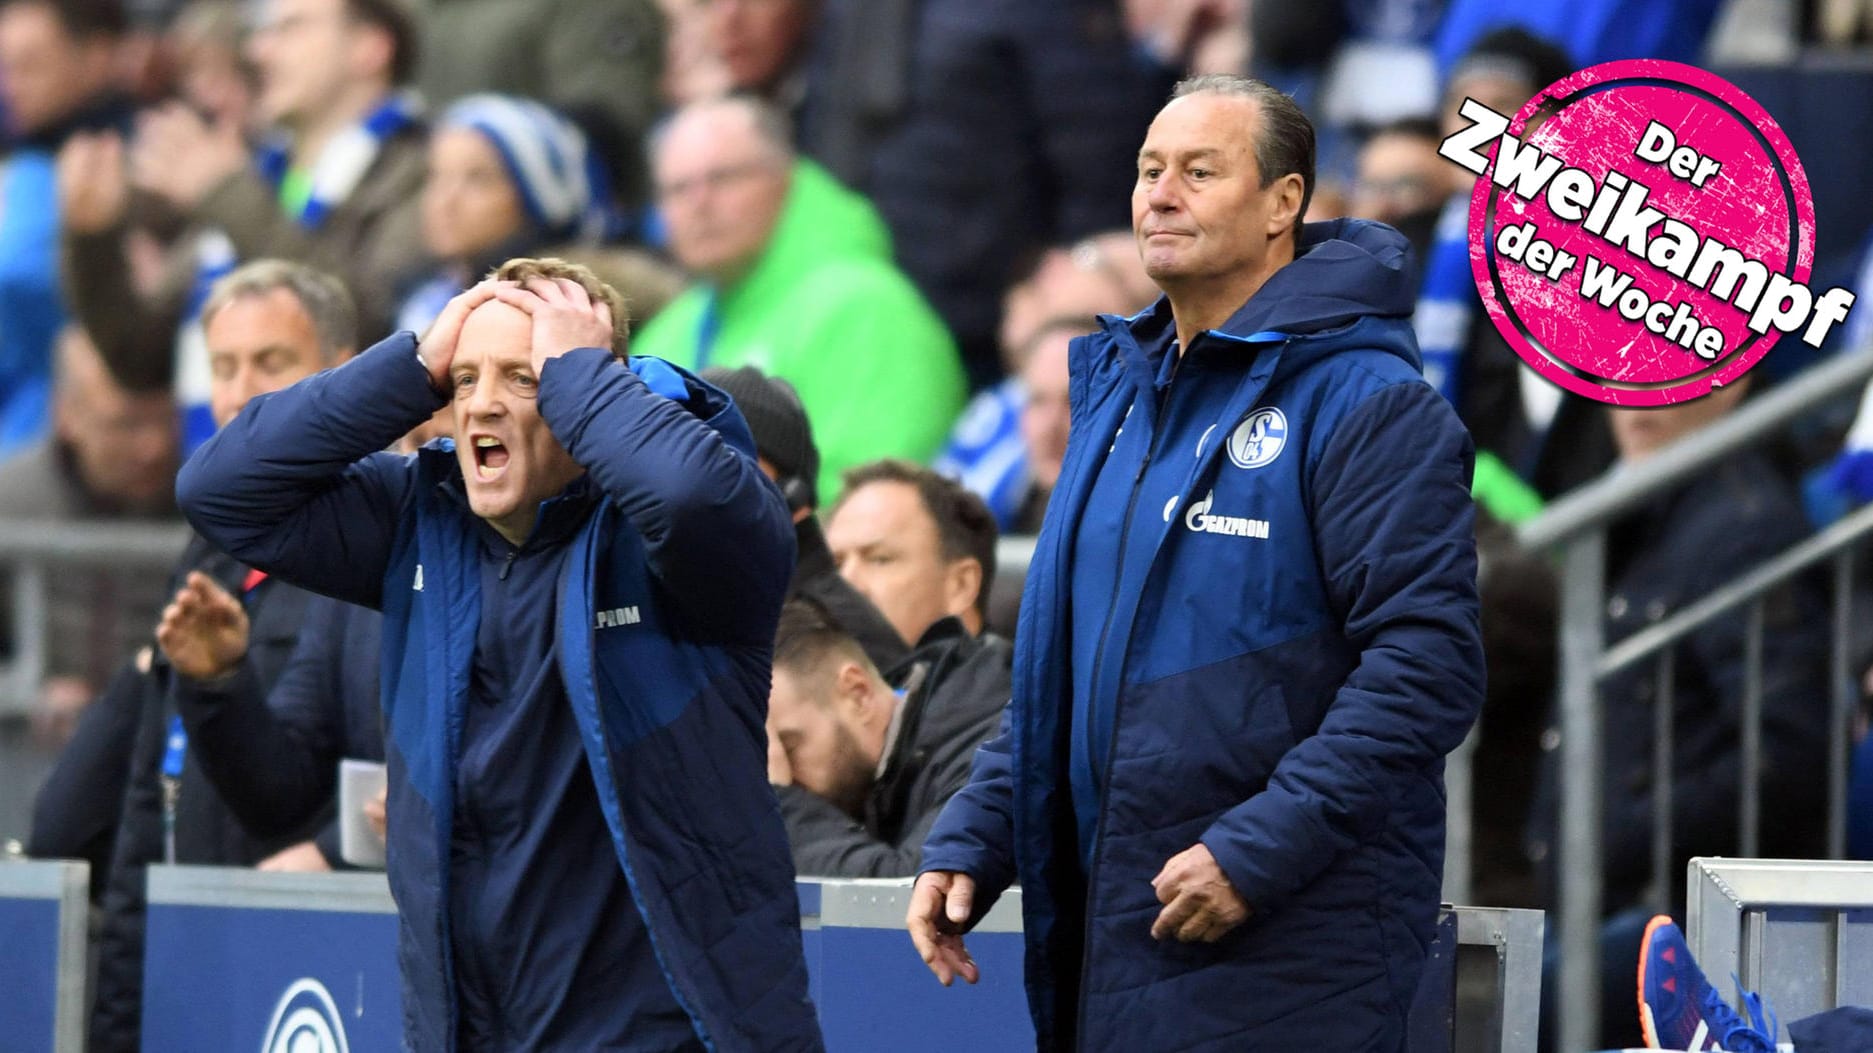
[176,257,822,1051]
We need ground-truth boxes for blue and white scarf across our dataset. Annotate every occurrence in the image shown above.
[255,91,422,230]
[175,93,422,452]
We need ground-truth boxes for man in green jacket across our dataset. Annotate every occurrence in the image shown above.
[634,97,965,502]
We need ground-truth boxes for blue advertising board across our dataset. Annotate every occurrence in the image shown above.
[140,868,1532,1051]
[0,860,87,1053]
[143,867,401,1052]
[142,868,1034,1052]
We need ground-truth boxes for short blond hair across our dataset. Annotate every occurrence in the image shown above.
[488,257,631,359]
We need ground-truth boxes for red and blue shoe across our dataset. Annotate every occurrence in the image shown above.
[1638,914,1778,1051]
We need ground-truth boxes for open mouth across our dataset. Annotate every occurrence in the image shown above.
[472,436,510,481]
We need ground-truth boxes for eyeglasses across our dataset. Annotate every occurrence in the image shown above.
[654,159,778,202]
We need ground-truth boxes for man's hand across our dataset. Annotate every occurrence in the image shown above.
[155,571,250,681]
[491,278,615,377]
[907,870,981,986]
[417,281,504,393]
[363,786,388,841]
[766,723,793,786]
[128,102,247,211]
[257,841,332,872]
[57,131,130,234]
[1149,842,1250,943]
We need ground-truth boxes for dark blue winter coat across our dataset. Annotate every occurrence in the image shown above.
[921,219,1485,1051]
[176,334,822,1052]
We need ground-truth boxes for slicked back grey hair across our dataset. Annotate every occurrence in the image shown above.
[201,259,358,363]
[1169,74,1316,245]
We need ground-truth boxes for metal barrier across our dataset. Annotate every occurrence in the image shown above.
[1686,857,1873,1027]
[1513,345,1873,1052]
[0,518,189,716]
[139,866,1543,1052]
[0,859,90,1053]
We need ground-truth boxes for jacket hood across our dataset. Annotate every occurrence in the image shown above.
[1110,217,1423,376]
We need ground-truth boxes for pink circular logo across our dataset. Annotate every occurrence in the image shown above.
[1447,59,1847,405]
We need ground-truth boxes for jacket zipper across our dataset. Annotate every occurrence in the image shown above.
[1075,351,1182,1047]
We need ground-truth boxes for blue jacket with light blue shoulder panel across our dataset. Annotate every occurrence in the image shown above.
[175,332,822,1052]
[920,219,1485,1052]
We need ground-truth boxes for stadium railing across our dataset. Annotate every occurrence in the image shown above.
[1514,346,1873,1052]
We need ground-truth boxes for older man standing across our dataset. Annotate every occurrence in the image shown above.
[632,96,964,503]
[908,75,1484,1051]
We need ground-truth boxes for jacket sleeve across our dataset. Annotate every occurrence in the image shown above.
[916,706,1019,913]
[171,597,349,839]
[175,333,441,609]
[1201,380,1484,914]
[537,348,795,644]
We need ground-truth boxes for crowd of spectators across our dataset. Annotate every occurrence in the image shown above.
[0,0,1868,1047]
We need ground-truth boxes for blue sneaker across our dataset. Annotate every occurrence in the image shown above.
[1638,915,1778,1051]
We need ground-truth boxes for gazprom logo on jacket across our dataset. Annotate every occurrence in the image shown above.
[260,978,349,1053]
[1185,490,1270,539]
[1227,407,1288,469]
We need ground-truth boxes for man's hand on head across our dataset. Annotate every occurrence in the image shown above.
[492,278,615,377]
[155,571,250,682]
[1149,842,1251,943]
[418,282,504,394]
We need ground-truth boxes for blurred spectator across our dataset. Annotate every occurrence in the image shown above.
[84,260,356,1052]
[1468,506,1556,910]
[1124,0,1248,77]
[936,314,1084,539]
[800,0,1170,388]
[167,0,253,133]
[1433,0,1724,78]
[999,232,1157,357]
[1527,381,1830,1048]
[395,93,616,334]
[938,233,1153,551]
[1253,0,1442,178]
[1349,116,1446,256]
[825,459,997,649]
[767,597,1010,877]
[164,586,384,873]
[60,0,427,449]
[1417,27,1617,504]
[633,96,965,500]
[414,0,664,209]
[0,326,179,739]
[657,0,730,106]
[702,363,909,672]
[0,0,133,457]
[704,0,813,98]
